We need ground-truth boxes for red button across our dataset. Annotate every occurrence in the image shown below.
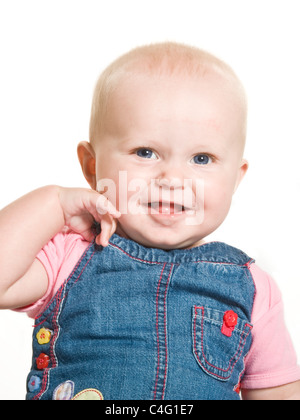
[36,353,50,370]
[224,310,238,328]
[221,310,238,337]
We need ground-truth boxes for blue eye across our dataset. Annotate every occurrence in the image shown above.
[192,154,212,165]
[136,148,157,160]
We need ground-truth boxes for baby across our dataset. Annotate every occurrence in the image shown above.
[0,42,299,400]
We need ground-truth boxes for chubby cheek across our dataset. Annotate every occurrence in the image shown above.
[202,178,233,226]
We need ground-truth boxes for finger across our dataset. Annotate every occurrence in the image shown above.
[96,195,121,218]
[98,215,117,247]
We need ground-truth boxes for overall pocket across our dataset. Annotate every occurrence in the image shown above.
[192,306,252,381]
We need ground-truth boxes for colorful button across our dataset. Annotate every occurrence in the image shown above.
[53,381,75,400]
[28,375,41,392]
[36,353,50,370]
[36,328,52,345]
[224,310,238,328]
[221,310,238,337]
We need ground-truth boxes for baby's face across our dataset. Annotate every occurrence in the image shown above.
[93,72,248,249]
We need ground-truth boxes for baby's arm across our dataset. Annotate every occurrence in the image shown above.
[0,186,120,310]
[242,380,300,400]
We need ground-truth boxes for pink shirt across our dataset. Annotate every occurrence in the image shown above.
[18,232,300,390]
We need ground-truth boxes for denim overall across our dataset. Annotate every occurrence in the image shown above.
[26,234,255,400]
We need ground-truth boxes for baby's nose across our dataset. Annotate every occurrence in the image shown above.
[155,177,184,190]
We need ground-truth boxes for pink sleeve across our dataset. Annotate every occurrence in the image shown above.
[16,231,89,319]
[242,264,300,389]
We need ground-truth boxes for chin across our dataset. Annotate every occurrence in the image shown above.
[117,218,207,250]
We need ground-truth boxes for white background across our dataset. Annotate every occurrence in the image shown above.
[0,0,299,400]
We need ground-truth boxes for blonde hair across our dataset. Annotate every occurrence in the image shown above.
[89,42,247,145]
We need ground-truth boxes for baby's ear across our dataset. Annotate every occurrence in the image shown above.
[77,141,97,190]
[234,159,249,193]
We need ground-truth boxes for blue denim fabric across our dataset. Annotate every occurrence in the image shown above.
[26,234,255,400]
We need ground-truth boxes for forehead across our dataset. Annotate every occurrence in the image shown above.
[103,71,245,143]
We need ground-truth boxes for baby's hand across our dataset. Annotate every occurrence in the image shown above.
[58,187,121,247]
